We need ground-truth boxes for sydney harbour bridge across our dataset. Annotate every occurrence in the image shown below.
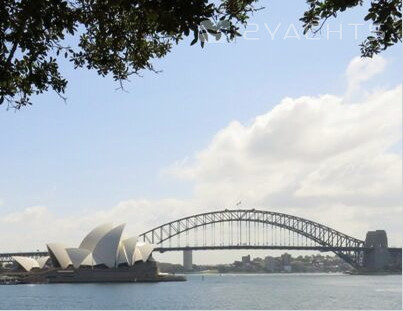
[1,209,401,271]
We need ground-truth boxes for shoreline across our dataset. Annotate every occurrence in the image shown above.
[182,271,402,276]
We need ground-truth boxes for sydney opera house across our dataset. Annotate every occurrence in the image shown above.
[8,223,184,283]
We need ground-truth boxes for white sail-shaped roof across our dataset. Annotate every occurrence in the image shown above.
[37,256,50,269]
[122,237,138,265]
[79,223,114,252]
[66,248,92,268]
[134,246,143,263]
[117,243,128,265]
[136,242,155,262]
[92,224,125,268]
[12,256,40,271]
[81,253,95,266]
[47,243,72,269]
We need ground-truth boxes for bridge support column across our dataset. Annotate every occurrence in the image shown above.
[183,250,193,272]
[363,230,391,271]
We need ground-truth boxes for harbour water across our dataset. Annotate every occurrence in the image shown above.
[0,273,401,310]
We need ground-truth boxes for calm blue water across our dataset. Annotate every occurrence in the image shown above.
[0,273,401,310]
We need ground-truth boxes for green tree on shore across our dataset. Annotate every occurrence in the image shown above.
[1,0,401,109]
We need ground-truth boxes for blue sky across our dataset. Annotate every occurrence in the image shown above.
[0,1,401,263]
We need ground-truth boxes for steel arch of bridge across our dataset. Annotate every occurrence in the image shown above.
[139,209,365,268]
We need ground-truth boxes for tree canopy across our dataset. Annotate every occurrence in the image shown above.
[0,0,401,109]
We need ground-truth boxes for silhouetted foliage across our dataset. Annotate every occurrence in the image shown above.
[301,0,402,57]
[0,0,401,109]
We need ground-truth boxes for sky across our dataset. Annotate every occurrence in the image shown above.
[0,1,401,265]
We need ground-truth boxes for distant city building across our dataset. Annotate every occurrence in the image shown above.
[204,252,359,274]
[290,261,305,272]
[281,253,291,266]
[242,255,251,264]
[264,256,277,272]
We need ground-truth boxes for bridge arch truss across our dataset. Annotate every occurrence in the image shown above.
[140,209,365,268]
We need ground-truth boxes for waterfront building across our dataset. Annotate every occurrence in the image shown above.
[264,256,277,272]
[13,223,155,271]
[7,224,185,283]
[242,255,251,264]
[281,253,291,266]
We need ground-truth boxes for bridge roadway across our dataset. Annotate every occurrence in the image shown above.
[0,209,402,270]
[156,246,374,252]
[1,247,401,262]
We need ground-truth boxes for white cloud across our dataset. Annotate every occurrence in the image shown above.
[168,67,402,244]
[346,55,387,97]
[1,56,401,257]
[170,87,401,203]
[0,199,199,253]
[2,206,48,224]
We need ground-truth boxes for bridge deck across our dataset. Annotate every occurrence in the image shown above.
[155,246,373,252]
[1,247,401,262]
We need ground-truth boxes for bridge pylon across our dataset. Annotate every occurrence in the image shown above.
[362,230,397,271]
[183,250,193,272]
